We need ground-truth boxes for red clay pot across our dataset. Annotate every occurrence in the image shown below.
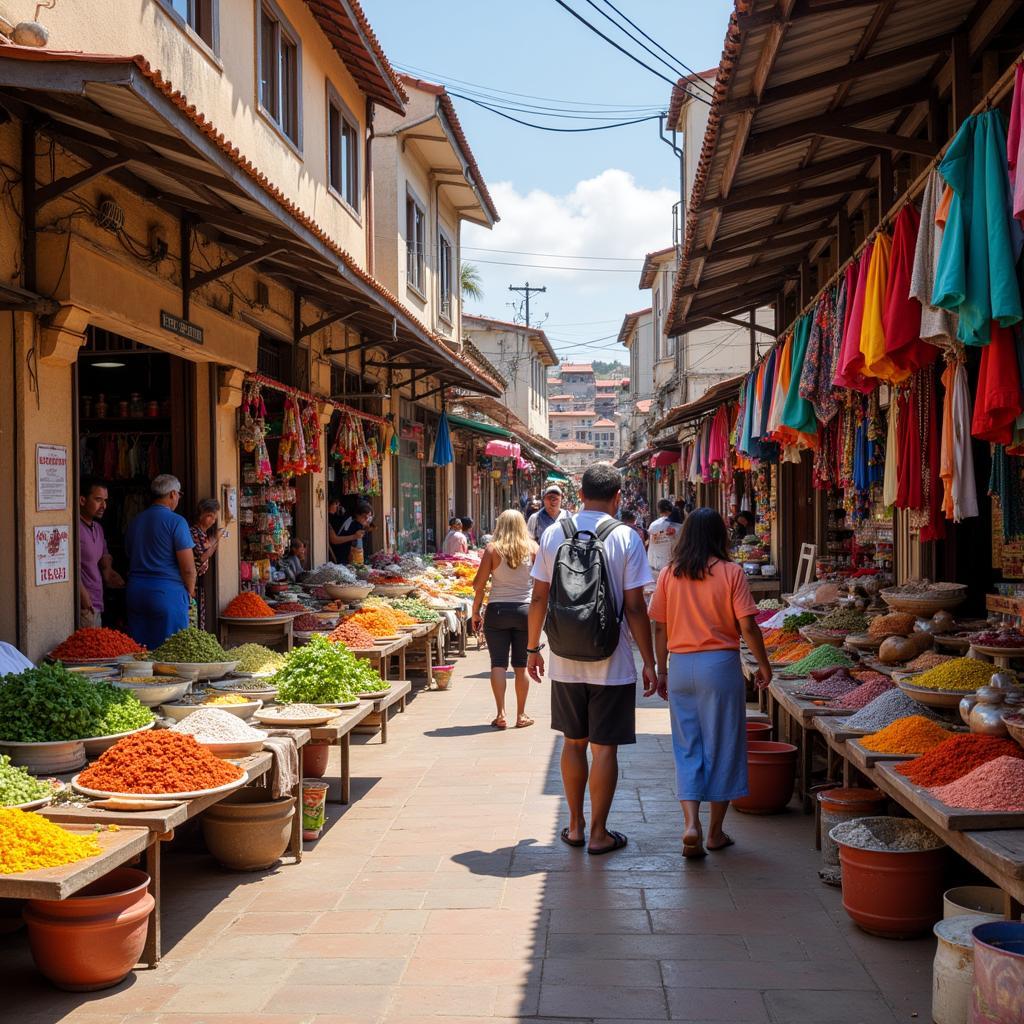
[746,721,772,739]
[838,843,946,938]
[303,740,330,777]
[24,867,154,991]
[732,740,797,815]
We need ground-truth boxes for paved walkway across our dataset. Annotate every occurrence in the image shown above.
[3,645,934,1023]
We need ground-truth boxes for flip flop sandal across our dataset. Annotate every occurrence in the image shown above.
[560,827,585,848]
[515,717,535,728]
[682,834,706,859]
[707,833,735,852]
[587,830,628,856]
[490,717,507,729]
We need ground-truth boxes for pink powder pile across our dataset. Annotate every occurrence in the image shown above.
[800,674,859,698]
[929,756,1024,811]
[835,677,894,710]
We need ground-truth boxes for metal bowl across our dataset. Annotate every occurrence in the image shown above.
[895,677,973,709]
[323,583,375,601]
[111,677,192,707]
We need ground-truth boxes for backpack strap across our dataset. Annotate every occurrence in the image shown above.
[595,519,626,542]
[559,518,578,541]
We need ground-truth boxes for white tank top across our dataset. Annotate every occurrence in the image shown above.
[488,549,534,604]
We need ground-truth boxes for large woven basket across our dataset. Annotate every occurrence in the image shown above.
[880,587,967,615]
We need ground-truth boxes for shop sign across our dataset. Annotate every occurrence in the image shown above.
[34,524,69,586]
[35,444,68,511]
[160,310,204,345]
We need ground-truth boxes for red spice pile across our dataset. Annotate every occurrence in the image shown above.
[78,731,244,794]
[328,620,378,649]
[223,592,275,618]
[896,735,1024,787]
[52,628,144,660]
[835,677,893,710]
[273,602,308,613]
[293,614,326,632]
[930,756,1024,811]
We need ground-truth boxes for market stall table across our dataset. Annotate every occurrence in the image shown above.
[218,614,295,653]
[347,634,410,682]
[403,620,443,687]
[747,576,782,599]
[353,680,412,744]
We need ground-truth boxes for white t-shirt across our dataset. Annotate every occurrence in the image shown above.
[442,529,468,555]
[531,509,653,686]
[646,516,680,573]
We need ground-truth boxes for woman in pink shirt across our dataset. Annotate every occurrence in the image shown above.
[648,509,772,858]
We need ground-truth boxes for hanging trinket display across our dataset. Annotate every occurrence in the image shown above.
[276,395,308,477]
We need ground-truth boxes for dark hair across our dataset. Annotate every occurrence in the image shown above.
[620,510,636,524]
[735,511,754,528]
[669,505,685,525]
[449,517,462,528]
[460,517,473,530]
[580,462,621,501]
[657,499,674,515]
[354,501,372,517]
[671,507,732,580]
[196,498,220,517]
[79,475,107,499]
[290,537,305,552]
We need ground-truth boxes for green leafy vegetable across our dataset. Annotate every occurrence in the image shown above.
[273,635,387,704]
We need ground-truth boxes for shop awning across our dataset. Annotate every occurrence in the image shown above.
[446,413,511,438]
[547,471,569,483]
[626,447,655,465]
[0,48,500,396]
[652,374,743,433]
[650,449,681,469]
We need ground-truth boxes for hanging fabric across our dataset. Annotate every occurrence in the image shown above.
[833,243,874,392]
[911,170,960,348]
[972,323,1023,443]
[859,231,896,383]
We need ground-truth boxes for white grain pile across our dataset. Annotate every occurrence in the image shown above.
[170,707,265,741]
[843,688,944,732]
[830,816,944,853]
[261,703,327,718]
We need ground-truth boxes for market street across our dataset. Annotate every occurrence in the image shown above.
[2,645,934,1023]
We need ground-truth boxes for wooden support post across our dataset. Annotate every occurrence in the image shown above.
[749,308,756,368]
[836,207,851,264]
[877,150,893,224]
[799,263,811,309]
[952,34,972,128]
[21,120,36,293]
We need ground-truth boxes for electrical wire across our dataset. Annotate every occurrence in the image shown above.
[447,94,661,121]
[463,245,649,262]
[449,92,663,132]
[434,85,661,116]
[465,256,675,273]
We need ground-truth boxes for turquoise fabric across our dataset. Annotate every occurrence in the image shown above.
[933,110,1023,346]
[779,312,818,435]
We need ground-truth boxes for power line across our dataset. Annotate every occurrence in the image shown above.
[449,92,663,132]
[463,245,649,262]
[468,256,676,273]
[447,94,661,121]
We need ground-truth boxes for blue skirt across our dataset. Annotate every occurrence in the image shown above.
[126,579,190,652]
[668,649,749,802]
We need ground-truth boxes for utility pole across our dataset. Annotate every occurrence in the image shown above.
[508,282,546,327]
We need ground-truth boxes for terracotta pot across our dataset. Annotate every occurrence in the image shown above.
[745,721,772,739]
[971,921,1024,1023]
[304,740,330,777]
[24,867,154,991]
[732,740,797,815]
[201,790,296,871]
[837,840,946,938]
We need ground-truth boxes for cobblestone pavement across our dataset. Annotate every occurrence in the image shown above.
[2,644,934,1023]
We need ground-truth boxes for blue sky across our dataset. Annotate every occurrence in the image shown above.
[367,0,733,364]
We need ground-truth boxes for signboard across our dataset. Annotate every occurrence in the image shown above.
[160,310,204,344]
[34,524,69,586]
[35,444,68,511]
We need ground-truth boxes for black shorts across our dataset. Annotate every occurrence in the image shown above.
[483,602,530,669]
[551,681,636,746]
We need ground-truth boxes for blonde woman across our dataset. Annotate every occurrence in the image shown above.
[472,510,537,729]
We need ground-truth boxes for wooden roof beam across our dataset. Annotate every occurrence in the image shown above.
[814,125,938,157]
[679,256,804,298]
[703,225,839,264]
[696,207,835,256]
[709,176,874,214]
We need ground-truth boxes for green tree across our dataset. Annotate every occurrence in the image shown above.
[460,263,483,302]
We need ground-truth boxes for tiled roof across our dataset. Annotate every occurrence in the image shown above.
[639,246,677,290]
[0,46,501,395]
[549,409,596,418]
[617,308,651,346]
[398,76,499,225]
[636,399,653,414]
[560,363,594,374]
[555,441,595,452]
[592,418,617,428]
[548,394,574,401]
[462,314,557,363]
[666,68,717,128]
[304,0,407,114]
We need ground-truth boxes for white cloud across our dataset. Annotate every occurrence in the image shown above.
[461,170,676,359]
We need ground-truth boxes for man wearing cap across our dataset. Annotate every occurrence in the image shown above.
[527,485,570,542]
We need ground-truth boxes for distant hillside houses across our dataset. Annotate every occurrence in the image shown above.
[546,363,629,463]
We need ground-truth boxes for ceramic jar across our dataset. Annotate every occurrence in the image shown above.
[969,687,1009,738]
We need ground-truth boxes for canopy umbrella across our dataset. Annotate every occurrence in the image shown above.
[432,410,454,466]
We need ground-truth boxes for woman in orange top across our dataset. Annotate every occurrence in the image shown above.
[648,508,773,858]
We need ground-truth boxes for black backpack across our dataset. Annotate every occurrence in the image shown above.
[545,518,625,662]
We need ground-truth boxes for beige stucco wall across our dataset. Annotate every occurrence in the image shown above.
[464,325,549,436]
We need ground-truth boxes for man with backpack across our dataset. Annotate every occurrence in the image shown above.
[527,462,656,856]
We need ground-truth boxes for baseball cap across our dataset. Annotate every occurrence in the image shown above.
[543,485,563,497]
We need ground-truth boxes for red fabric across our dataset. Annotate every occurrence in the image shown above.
[920,370,945,542]
[882,205,938,377]
[832,244,873,392]
[972,323,1023,444]
[895,388,922,509]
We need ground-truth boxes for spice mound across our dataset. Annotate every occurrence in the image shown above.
[843,689,944,732]
[929,756,1024,811]
[817,608,868,633]
[203,693,251,706]
[152,628,231,663]
[0,753,57,807]
[0,809,102,874]
[911,658,996,692]
[784,645,853,677]
[773,641,814,665]
[170,708,265,743]
[896,735,1024,787]
[859,716,951,754]
[905,652,954,672]
[868,613,916,639]
[228,644,286,676]
[968,628,1024,649]
[348,607,406,638]
[223,592,275,618]
[830,815,944,853]
[798,672,858,698]
[51,627,144,661]
[293,613,327,632]
[328,620,379,649]
[272,602,309,613]
[77,731,244,794]
[835,677,894,710]
[260,703,331,719]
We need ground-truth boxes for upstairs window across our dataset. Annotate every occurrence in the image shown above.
[438,233,453,319]
[160,0,218,49]
[406,193,426,295]
[327,89,359,211]
[258,2,301,147]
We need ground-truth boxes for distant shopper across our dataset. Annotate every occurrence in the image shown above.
[330,500,372,564]
[124,474,196,650]
[648,508,772,858]
[281,537,307,582]
[527,484,569,542]
[472,510,536,729]
[78,476,124,628]
[528,462,656,856]
[190,498,226,630]
[442,517,469,556]
[731,510,755,543]
[647,498,682,574]
[460,517,477,547]
[621,509,648,548]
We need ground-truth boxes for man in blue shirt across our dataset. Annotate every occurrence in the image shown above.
[124,474,197,649]
[526,485,569,542]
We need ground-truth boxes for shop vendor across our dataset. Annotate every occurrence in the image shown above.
[329,499,373,564]
[78,476,124,628]
[124,474,197,650]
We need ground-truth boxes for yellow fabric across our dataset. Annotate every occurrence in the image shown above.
[860,233,907,383]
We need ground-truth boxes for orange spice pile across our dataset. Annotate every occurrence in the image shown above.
[859,716,951,754]
[51,627,144,661]
[328,620,379,648]
[78,731,244,794]
[223,592,275,618]
[773,641,814,664]
[348,607,406,637]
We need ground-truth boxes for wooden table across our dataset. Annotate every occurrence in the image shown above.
[40,741,308,965]
[403,621,443,686]
[353,680,413,744]
[271,705,372,804]
[348,634,411,682]
[218,615,295,652]
[748,576,782,598]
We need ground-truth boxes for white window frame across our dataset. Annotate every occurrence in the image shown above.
[157,0,220,56]
[405,189,427,298]
[437,229,454,322]
[326,83,360,216]
[257,0,302,152]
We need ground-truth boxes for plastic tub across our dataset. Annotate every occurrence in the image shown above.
[819,787,888,870]
[971,921,1024,1023]
[944,886,1005,922]
[732,740,797,815]
[933,915,979,1024]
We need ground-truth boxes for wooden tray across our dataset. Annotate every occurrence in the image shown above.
[874,762,1024,831]
[845,738,916,772]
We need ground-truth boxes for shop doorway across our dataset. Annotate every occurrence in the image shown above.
[74,327,196,632]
